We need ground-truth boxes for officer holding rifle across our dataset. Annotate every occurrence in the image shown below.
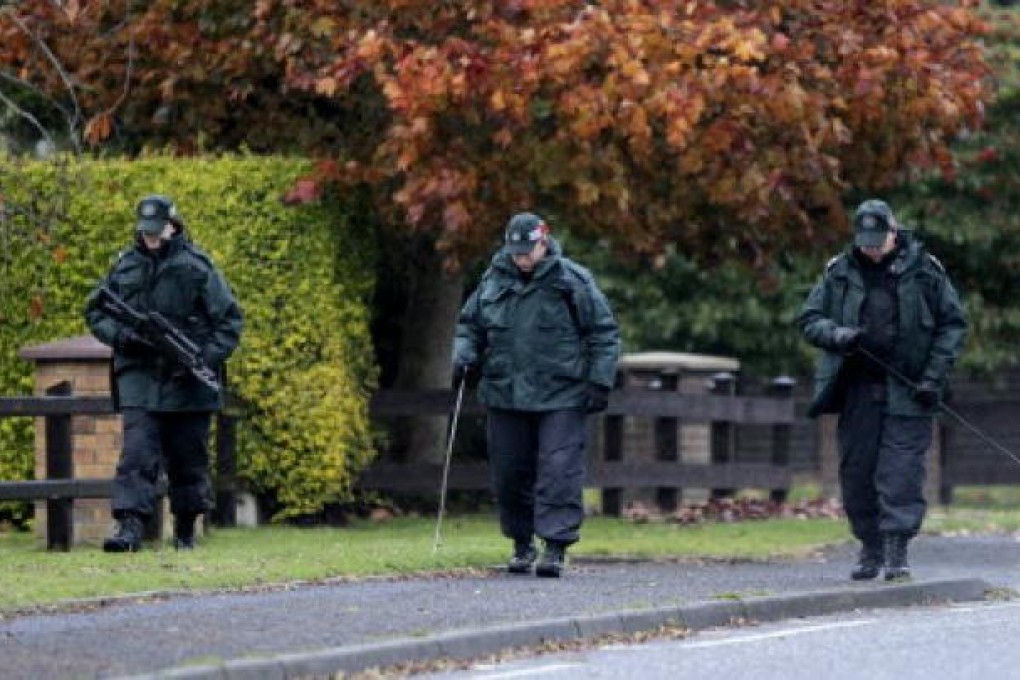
[85,195,242,552]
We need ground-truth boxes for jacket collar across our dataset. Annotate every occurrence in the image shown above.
[492,236,563,281]
[840,230,924,277]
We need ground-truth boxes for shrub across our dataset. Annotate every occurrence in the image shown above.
[0,155,377,519]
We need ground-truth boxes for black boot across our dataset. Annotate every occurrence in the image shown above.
[173,513,197,550]
[850,541,884,581]
[884,534,912,581]
[535,541,567,578]
[507,539,537,574]
[103,514,144,553]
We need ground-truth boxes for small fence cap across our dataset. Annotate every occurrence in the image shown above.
[18,335,110,363]
[617,351,740,374]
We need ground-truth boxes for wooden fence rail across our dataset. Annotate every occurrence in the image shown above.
[364,374,799,515]
[0,382,239,549]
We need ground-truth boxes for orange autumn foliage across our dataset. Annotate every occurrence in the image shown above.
[0,1,991,268]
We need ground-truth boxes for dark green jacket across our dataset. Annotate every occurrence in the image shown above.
[797,232,967,418]
[85,231,243,412]
[454,238,620,412]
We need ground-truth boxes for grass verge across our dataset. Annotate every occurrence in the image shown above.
[0,515,847,611]
[2,504,1016,612]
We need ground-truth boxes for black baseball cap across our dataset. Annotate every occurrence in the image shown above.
[135,194,180,234]
[853,199,894,247]
[504,212,549,255]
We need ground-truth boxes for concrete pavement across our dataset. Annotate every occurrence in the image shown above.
[0,535,1016,679]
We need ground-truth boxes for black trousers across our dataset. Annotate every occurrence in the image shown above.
[487,408,588,546]
[837,380,932,543]
[112,409,214,520]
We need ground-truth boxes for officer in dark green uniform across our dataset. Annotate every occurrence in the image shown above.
[798,199,966,581]
[85,195,243,552]
[453,212,620,577]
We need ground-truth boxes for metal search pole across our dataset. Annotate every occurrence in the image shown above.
[433,380,466,553]
[857,347,1020,467]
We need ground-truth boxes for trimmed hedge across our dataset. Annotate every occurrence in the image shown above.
[0,155,377,520]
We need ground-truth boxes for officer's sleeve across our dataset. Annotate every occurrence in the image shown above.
[83,273,124,348]
[922,272,967,387]
[581,278,621,389]
[453,286,485,367]
[796,273,841,352]
[200,267,243,367]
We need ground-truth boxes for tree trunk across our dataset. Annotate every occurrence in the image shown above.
[390,244,465,465]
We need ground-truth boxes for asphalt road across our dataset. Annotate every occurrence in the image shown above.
[426,598,1020,679]
[0,534,1017,679]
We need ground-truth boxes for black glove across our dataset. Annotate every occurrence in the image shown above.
[913,380,940,408]
[584,383,611,414]
[114,328,155,357]
[831,326,862,354]
[452,360,479,389]
[202,345,219,367]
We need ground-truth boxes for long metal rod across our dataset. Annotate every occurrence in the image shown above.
[857,347,1020,467]
[433,381,466,553]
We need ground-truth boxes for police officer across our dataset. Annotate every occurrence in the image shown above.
[798,199,966,580]
[85,195,243,552]
[453,212,620,577]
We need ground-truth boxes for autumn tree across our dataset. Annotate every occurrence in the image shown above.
[0,1,992,463]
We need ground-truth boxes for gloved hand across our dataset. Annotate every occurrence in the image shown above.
[452,360,479,389]
[114,328,155,357]
[913,380,940,408]
[584,383,611,414]
[202,345,219,367]
[831,326,862,354]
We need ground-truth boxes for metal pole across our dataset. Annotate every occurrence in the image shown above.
[857,347,1020,466]
[433,380,466,553]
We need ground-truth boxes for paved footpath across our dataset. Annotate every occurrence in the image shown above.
[1,535,1017,679]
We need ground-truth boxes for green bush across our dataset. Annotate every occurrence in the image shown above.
[0,155,377,519]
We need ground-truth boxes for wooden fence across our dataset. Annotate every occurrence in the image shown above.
[9,374,1020,550]
[361,373,799,514]
[0,381,239,550]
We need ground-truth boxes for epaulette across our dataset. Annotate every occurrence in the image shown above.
[561,258,594,284]
[183,242,216,269]
[926,253,945,273]
[825,254,843,271]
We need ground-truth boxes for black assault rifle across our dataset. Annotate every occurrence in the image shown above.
[96,284,221,393]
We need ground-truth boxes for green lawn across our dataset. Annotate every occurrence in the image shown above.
[0,515,848,611]
[1,506,1015,612]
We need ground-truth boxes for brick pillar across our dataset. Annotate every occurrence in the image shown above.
[20,335,120,547]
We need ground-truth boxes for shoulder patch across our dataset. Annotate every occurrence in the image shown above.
[926,253,945,273]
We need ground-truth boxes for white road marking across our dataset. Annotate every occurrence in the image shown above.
[471,663,584,678]
[948,602,1020,614]
[676,620,874,649]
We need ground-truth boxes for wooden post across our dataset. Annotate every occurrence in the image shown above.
[818,414,840,499]
[710,372,736,498]
[44,381,73,551]
[939,419,954,505]
[768,376,796,503]
[654,372,680,512]
[212,411,238,527]
[926,419,943,507]
[601,414,623,517]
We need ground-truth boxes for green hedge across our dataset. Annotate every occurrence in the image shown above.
[0,155,377,520]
